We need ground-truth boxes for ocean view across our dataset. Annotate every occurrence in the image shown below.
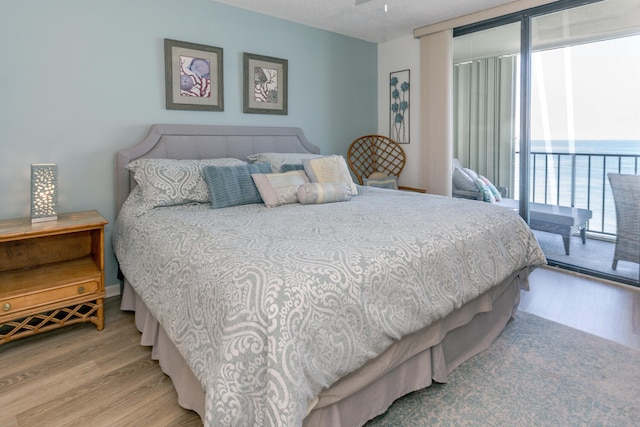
[530,140,640,156]
[515,140,640,234]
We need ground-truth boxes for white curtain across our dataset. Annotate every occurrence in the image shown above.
[454,55,517,195]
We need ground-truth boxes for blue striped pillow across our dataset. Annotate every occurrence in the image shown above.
[203,162,271,209]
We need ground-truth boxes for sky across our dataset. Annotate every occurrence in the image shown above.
[531,34,640,141]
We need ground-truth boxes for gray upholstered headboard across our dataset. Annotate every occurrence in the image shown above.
[115,124,321,213]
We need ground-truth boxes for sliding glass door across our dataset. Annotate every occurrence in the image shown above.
[453,0,640,286]
[529,0,640,285]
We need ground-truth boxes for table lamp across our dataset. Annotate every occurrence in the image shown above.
[30,163,58,223]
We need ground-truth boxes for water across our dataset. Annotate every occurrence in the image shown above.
[530,140,640,156]
[515,140,640,234]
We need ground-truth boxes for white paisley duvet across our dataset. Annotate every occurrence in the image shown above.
[112,186,546,427]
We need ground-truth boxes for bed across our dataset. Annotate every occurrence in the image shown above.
[112,124,546,427]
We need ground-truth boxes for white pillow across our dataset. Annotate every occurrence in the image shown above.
[297,182,352,205]
[251,170,310,207]
[463,167,479,181]
[303,155,358,196]
[452,167,478,192]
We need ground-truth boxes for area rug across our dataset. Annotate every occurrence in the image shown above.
[366,311,640,426]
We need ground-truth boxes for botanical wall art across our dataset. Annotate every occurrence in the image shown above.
[243,53,288,115]
[389,69,410,143]
[164,39,224,111]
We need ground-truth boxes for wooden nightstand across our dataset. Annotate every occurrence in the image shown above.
[0,210,108,345]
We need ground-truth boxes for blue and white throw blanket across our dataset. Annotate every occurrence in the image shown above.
[113,186,546,426]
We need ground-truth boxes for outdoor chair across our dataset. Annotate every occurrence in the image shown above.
[607,173,640,270]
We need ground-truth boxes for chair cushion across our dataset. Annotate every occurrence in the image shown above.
[364,175,398,190]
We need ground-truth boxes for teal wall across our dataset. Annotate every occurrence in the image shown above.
[0,0,377,288]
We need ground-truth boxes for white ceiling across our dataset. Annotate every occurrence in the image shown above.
[213,0,519,43]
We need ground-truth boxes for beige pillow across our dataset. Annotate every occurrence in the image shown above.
[303,155,358,196]
[251,170,310,207]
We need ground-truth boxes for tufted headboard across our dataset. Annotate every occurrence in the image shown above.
[115,124,321,214]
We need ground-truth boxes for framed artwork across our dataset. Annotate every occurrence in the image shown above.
[164,39,223,111]
[243,53,288,115]
[389,69,410,143]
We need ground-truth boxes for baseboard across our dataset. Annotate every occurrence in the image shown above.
[106,283,121,298]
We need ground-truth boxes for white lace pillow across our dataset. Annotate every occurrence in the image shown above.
[303,155,358,196]
[127,158,247,208]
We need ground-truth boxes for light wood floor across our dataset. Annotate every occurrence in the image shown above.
[2,267,639,426]
[519,266,640,350]
[0,297,203,427]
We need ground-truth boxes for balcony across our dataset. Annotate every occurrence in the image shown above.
[514,150,639,285]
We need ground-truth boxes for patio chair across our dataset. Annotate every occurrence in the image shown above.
[607,173,640,270]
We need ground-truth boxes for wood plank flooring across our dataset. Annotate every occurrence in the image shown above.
[1,266,638,426]
[519,266,640,350]
[0,297,202,427]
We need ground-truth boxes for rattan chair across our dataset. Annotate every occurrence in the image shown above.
[607,173,640,270]
[347,135,406,185]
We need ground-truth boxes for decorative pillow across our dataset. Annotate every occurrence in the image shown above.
[303,155,358,196]
[463,167,479,181]
[479,175,502,201]
[475,178,496,203]
[202,162,271,209]
[127,158,247,208]
[452,167,478,192]
[297,182,352,205]
[280,164,305,172]
[364,175,398,190]
[251,170,310,208]
[246,153,324,173]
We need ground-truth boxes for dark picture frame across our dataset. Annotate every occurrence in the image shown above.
[164,39,223,111]
[243,52,288,115]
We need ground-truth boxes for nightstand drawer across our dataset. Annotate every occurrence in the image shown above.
[1,278,100,315]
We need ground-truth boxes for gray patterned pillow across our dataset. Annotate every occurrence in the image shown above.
[127,158,247,208]
[246,152,324,173]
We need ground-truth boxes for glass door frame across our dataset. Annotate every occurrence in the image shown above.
[452,0,640,286]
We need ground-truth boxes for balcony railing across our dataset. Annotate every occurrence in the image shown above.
[515,151,640,237]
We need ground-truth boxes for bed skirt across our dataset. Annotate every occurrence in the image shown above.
[120,269,530,426]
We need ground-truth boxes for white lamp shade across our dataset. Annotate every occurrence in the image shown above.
[30,163,58,223]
